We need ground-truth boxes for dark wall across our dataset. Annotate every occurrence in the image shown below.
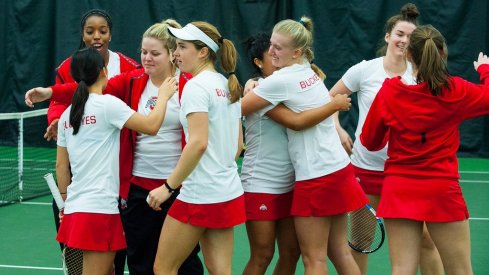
[1,0,488,156]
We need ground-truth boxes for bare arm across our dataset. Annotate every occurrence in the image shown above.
[265,94,351,131]
[55,146,70,202]
[332,112,353,155]
[329,79,352,97]
[25,87,53,107]
[241,91,272,117]
[147,112,209,210]
[123,77,177,135]
[236,119,244,160]
[329,79,354,154]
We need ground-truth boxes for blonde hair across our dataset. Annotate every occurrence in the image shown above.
[273,16,326,80]
[143,19,181,54]
[189,21,242,103]
[408,25,450,96]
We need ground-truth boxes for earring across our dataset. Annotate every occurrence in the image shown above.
[258,65,262,68]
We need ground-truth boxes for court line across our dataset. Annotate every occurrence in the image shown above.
[0,264,130,273]
[460,171,489,174]
[469,218,489,221]
[21,201,52,205]
[460,180,489,183]
[0,264,61,271]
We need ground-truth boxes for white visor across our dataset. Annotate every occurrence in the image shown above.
[168,23,220,53]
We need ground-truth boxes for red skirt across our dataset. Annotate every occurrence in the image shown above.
[377,175,469,222]
[291,164,368,217]
[168,195,246,228]
[56,212,126,251]
[353,165,384,195]
[244,191,293,221]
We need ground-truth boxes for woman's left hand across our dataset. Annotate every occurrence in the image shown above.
[474,52,489,71]
[147,186,172,211]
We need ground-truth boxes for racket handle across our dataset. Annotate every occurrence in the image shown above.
[44,173,65,210]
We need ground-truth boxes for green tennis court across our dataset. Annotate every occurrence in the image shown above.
[0,158,487,274]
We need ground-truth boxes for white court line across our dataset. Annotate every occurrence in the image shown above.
[470,217,489,221]
[460,171,489,174]
[0,264,130,273]
[0,264,61,271]
[21,201,52,205]
[460,180,489,183]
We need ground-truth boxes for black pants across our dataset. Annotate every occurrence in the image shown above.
[52,199,127,275]
[120,184,203,275]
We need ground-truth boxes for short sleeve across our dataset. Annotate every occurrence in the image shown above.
[180,81,210,116]
[104,95,135,129]
[253,74,287,106]
[342,60,366,93]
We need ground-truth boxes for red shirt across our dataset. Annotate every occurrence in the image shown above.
[361,64,489,180]
[47,52,140,124]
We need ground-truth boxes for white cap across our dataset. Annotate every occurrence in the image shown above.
[168,23,220,53]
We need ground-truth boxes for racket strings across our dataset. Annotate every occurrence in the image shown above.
[348,207,384,252]
[63,247,83,275]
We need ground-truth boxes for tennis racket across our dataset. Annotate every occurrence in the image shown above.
[347,204,385,254]
[44,173,83,275]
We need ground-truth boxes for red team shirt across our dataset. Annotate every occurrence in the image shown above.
[360,64,489,221]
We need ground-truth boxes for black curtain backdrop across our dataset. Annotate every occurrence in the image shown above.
[1,0,488,157]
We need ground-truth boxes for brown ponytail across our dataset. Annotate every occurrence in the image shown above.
[69,48,105,135]
[408,25,450,95]
[190,21,242,103]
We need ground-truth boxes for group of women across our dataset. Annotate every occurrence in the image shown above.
[24,2,489,274]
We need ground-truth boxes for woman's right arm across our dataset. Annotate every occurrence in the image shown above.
[25,71,132,108]
[360,90,388,151]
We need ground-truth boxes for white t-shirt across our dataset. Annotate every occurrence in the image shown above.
[342,57,415,171]
[106,50,121,79]
[133,79,181,179]
[57,94,135,214]
[178,70,243,204]
[254,62,350,181]
[241,79,295,194]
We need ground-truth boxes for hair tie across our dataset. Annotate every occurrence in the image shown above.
[299,19,306,26]
[228,72,235,77]
[218,37,224,44]
[310,60,314,64]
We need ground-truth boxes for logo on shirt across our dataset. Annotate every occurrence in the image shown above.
[215,88,228,98]
[299,73,321,90]
[145,96,158,110]
[63,115,97,129]
[259,204,268,211]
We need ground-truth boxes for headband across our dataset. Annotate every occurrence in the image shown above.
[168,23,220,53]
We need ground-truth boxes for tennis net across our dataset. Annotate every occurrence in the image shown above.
[0,108,56,205]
